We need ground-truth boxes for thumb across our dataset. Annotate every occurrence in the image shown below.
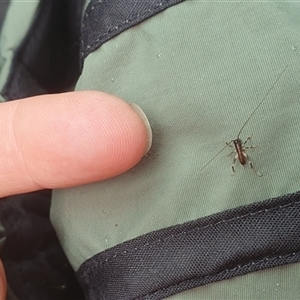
[0,91,151,197]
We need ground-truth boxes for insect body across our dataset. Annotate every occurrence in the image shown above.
[199,64,289,175]
[226,135,257,175]
[233,139,247,165]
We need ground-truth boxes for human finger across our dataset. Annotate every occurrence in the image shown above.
[0,91,151,197]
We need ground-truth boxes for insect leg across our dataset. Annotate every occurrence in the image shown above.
[225,141,233,147]
[244,145,257,150]
[248,159,263,177]
[227,150,235,157]
[243,135,253,146]
[231,156,237,176]
[249,159,257,175]
[249,161,254,169]
[243,135,256,150]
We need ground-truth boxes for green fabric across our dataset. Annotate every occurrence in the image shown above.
[51,1,300,298]
[168,263,300,300]
[0,0,39,97]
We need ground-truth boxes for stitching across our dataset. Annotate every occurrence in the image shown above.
[83,200,300,273]
[137,251,300,299]
[81,199,300,276]
[81,1,165,52]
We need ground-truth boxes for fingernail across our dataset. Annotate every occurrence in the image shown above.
[130,103,152,154]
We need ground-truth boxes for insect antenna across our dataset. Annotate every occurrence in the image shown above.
[199,64,289,174]
[237,64,289,138]
[198,143,231,173]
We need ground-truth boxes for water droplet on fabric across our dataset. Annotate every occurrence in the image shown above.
[257,171,263,177]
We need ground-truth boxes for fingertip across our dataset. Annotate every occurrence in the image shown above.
[16,91,151,189]
[0,91,152,196]
[130,103,152,154]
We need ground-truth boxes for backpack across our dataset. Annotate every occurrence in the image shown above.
[1,1,300,299]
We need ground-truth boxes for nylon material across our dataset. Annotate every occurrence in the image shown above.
[0,191,84,300]
[0,1,39,95]
[150,254,300,300]
[0,2,9,29]
[2,1,84,100]
[76,193,300,299]
[80,198,300,274]
[51,2,300,277]
[169,262,300,300]
[80,0,184,63]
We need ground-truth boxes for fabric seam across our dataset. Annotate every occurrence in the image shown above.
[81,1,165,52]
[135,250,300,300]
[81,199,300,276]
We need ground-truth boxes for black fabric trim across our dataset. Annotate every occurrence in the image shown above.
[77,191,300,300]
[0,1,9,30]
[80,0,185,65]
[2,0,84,100]
[0,191,84,300]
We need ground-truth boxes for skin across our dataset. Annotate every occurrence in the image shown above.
[0,91,150,298]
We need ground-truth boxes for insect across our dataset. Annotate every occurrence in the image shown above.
[225,134,258,176]
[199,64,289,176]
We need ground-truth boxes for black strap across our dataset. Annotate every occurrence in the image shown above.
[80,0,185,65]
[77,191,300,300]
[2,1,84,100]
[0,191,84,300]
